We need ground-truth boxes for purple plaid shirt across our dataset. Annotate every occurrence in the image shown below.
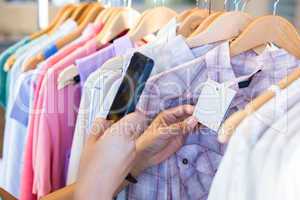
[117,43,300,200]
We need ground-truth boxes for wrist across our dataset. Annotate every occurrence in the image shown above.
[76,182,113,200]
[92,174,118,199]
[130,164,144,178]
[98,185,114,200]
[130,152,149,177]
[99,192,113,200]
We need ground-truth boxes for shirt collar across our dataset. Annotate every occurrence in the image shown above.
[112,35,135,56]
[214,42,300,109]
[191,41,221,57]
[205,41,237,83]
[257,45,300,70]
[166,35,196,66]
[132,35,196,75]
[156,17,178,40]
[230,43,300,81]
[202,41,296,83]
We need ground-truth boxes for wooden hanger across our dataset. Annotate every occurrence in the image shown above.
[76,3,93,24]
[0,187,17,200]
[77,3,93,25]
[94,7,116,24]
[177,9,209,37]
[23,4,104,72]
[127,8,162,43]
[58,7,177,89]
[97,8,141,45]
[54,3,103,50]
[3,4,75,71]
[126,7,177,42]
[53,4,104,48]
[31,4,75,40]
[230,15,300,59]
[128,9,153,35]
[57,64,78,90]
[56,8,125,90]
[177,8,198,22]
[102,7,124,24]
[58,7,176,90]
[69,3,89,22]
[186,11,254,48]
[49,5,77,35]
[219,67,300,143]
[188,11,223,37]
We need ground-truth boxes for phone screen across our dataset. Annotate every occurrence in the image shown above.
[106,52,154,122]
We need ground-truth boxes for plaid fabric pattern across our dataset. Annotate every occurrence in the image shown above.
[117,43,300,200]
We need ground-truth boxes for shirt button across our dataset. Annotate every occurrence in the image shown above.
[182,158,188,165]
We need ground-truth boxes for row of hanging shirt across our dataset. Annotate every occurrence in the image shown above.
[1,0,300,199]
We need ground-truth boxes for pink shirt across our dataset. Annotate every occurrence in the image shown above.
[20,23,103,200]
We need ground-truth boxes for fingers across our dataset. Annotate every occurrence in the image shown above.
[158,105,195,125]
[107,112,150,141]
[149,135,186,165]
[159,116,199,138]
[88,117,113,144]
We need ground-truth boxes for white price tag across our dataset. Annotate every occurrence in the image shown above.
[193,79,237,132]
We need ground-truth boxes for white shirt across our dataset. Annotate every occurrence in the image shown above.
[275,102,300,200]
[208,77,300,200]
[256,101,300,200]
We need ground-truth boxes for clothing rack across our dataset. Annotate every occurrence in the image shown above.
[1,1,300,200]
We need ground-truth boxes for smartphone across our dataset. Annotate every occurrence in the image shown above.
[106,52,154,122]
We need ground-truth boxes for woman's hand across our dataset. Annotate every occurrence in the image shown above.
[75,105,199,200]
[132,105,198,177]
[76,114,149,200]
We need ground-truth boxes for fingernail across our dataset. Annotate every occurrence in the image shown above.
[185,116,198,130]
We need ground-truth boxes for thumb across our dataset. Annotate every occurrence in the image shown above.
[161,116,199,138]
[87,118,113,144]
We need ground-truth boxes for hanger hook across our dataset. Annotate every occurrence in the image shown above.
[233,0,242,11]
[196,0,200,8]
[196,0,208,10]
[101,0,110,7]
[125,0,132,8]
[208,0,212,14]
[241,0,249,11]
[153,0,165,7]
[224,0,228,11]
[235,0,242,11]
[108,0,112,7]
[273,0,280,15]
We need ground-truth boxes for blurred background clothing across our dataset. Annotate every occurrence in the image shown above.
[0,0,300,43]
